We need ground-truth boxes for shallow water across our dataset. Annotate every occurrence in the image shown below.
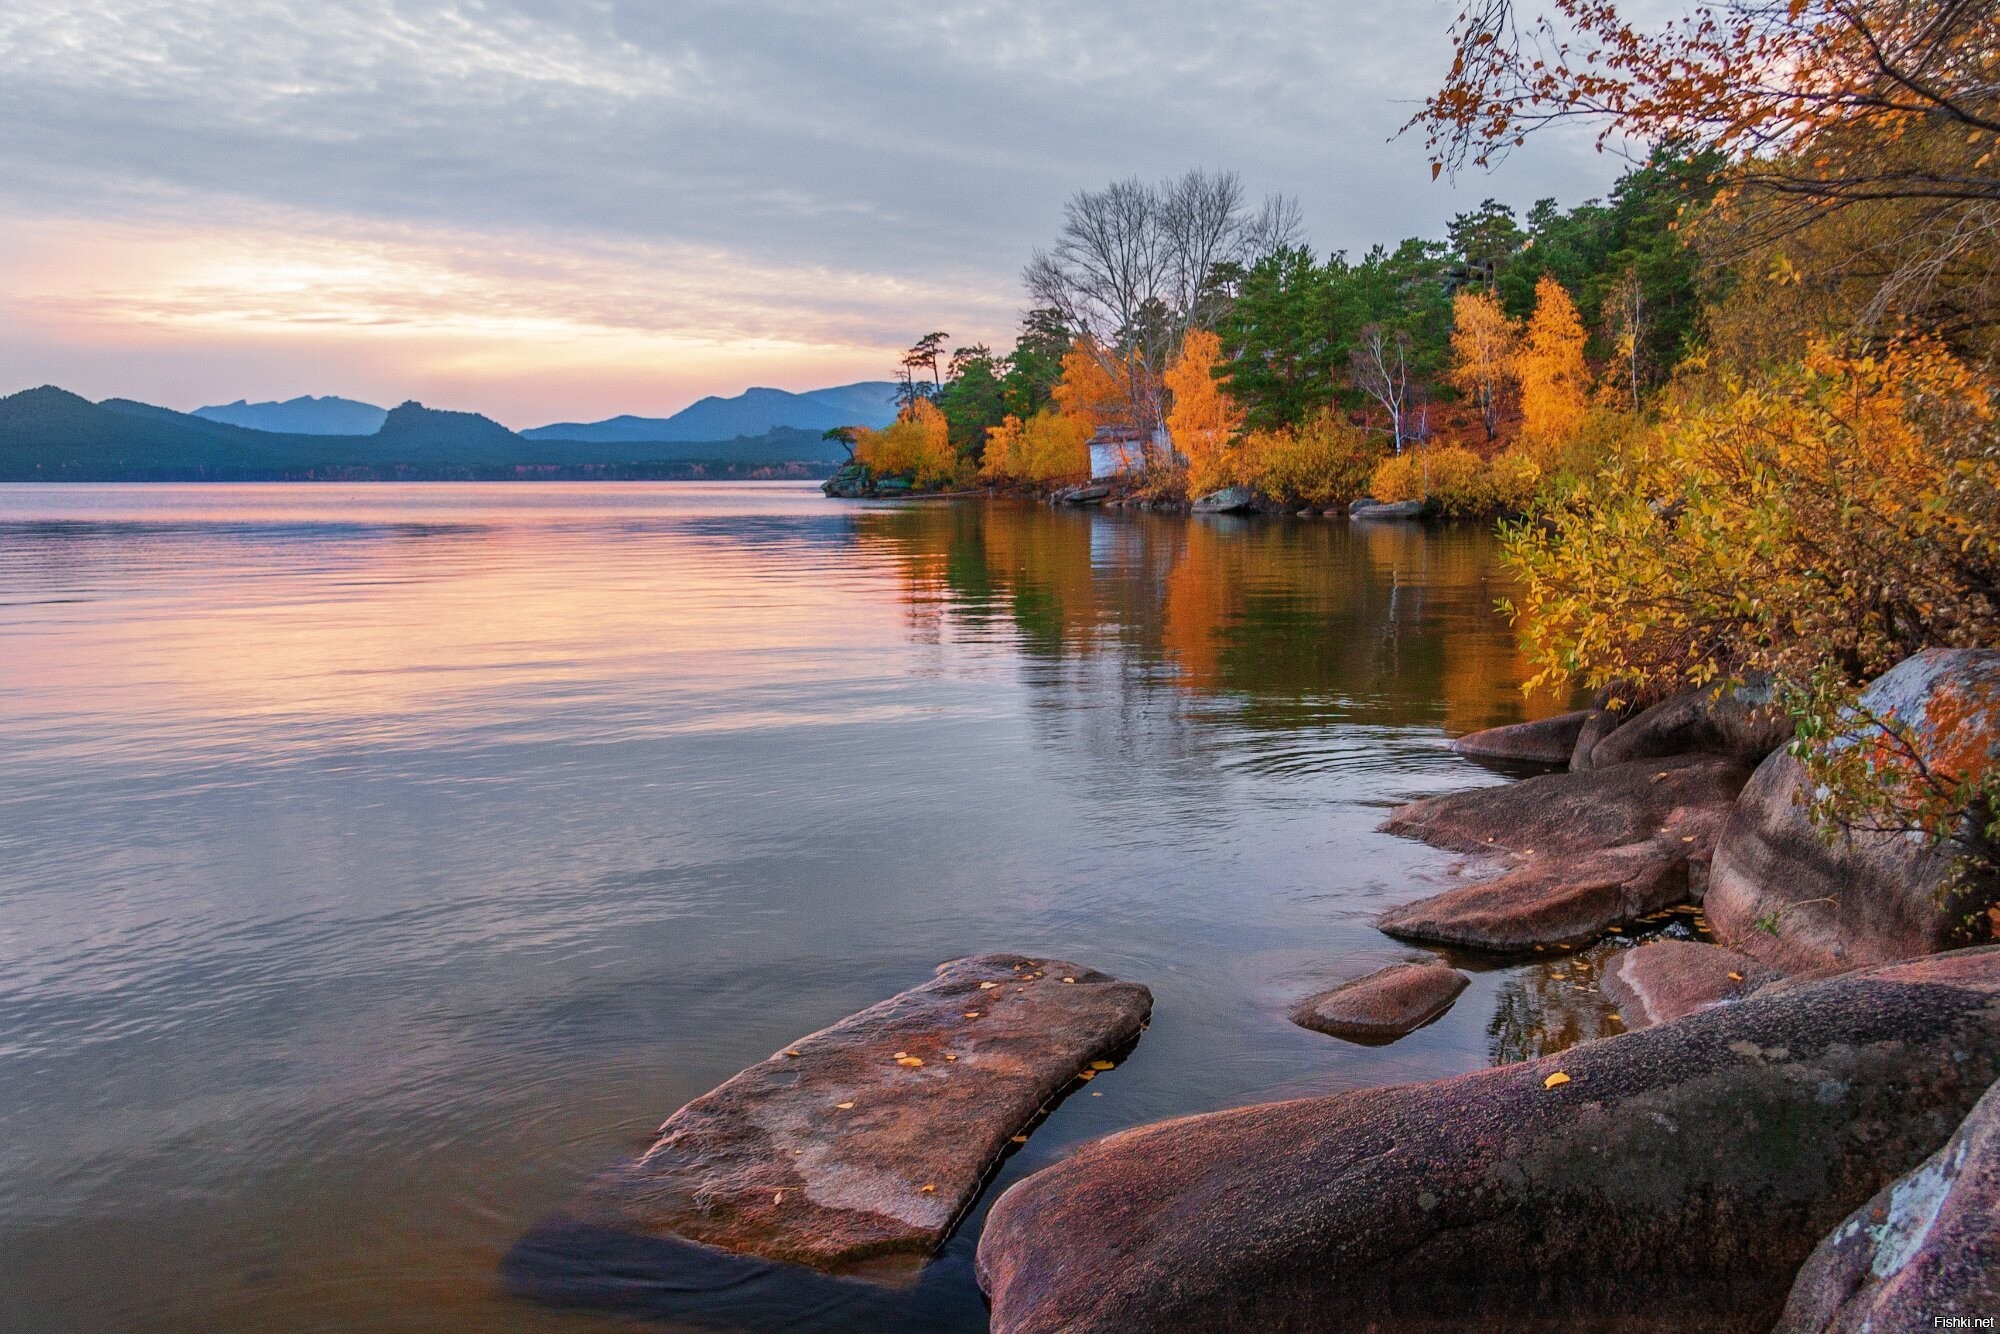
[0,482,1607,1332]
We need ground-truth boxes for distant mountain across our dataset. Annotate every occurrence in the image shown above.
[0,386,853,480]
[193,395,388,435]
[525,381,900,443]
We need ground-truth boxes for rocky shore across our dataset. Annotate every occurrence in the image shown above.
[510,648,2000,1330]
[974,646,2000,1330]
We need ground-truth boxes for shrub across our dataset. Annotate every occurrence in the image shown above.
[1368,445,1487,514]
[1502,337,2000,698]
[855,400,962,487]
[1245,410,1382,508]
[981,409,1091,485]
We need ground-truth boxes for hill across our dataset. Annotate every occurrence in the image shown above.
[524,381,899,443]
[0,387,852,480]
[194,395,388,435]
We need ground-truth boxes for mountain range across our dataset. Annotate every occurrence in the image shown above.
[0,387,861,481]
[190,381,901,442]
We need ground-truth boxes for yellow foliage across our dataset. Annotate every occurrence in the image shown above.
[1502,337,2000,697]
[853,399,961,487]
[979,409,1090,485]
[1516,275,1590,456]
[1368,444,1539,517]
[1244,410,1381,508]
[1448,289,1520,439]
[1165,329,1246,495]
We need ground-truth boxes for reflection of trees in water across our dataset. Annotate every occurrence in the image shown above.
[849,501,1568,735]
[1485,943,1629,1065]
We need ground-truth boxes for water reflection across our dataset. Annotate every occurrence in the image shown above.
[0,484,1586,1334]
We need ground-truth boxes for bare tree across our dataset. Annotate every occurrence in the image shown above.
[1025,169,1301,445]
[1351,324,1416,454]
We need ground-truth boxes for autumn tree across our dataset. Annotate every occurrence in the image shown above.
[1164,329,1246,495]
[1449,289,1521,439]
[1516,276,1590,454]
[1414,1,2000,350]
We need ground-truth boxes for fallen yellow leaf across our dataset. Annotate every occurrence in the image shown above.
[979,982,997,990]
[1544,1072,1571,1089]
[1089,1060,1114,1071]
[921,1184,936,1193]
[1607,1013,1623,1023]
[836,1101,855,1110]
[944,1054,958,1061]
[897,1056,924,1067]
[893,1051,908,1058]
[784,1050,802,1058]
[1010,1135,1027,1143]
[1062,977,1076,984]
[774,1191,784,1204]
[1076,1069,1096,1081]
[1728,971,1744,981]
[964,1011,981,1018]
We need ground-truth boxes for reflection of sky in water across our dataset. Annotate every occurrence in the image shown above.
[0,482,1590,1331]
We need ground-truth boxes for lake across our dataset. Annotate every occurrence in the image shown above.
[0,482,1605,1332]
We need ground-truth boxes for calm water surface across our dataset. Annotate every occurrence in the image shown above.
[0,482,1605,1332]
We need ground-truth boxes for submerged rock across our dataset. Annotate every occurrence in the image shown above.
[1599,939,1778,1030]
[976,947,2000,1334]
[1586,679,1794,770]
[1451,711,1591,768]
[517,954,1150,1279]
[1707,648,2000,973]
[1290,962,1469,1044]
[1191,485,1259,514]
[1777,1074,2000,1332]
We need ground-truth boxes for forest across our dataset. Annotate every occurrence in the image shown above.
[849,0,2000,861]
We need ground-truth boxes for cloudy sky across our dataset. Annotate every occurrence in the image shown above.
[0,1,1626,427]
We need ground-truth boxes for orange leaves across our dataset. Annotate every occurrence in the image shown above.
[1515,276,1590,458]
[1448,288,1520,441]
[1164,329,1245,497]
[853,399,958,487]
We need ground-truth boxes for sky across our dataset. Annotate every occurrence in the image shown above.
[0,1,1631,428]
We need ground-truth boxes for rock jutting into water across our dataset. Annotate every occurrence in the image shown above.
[1583,679,1794,770]
[1449,710,1591,767]
[514,954,1151,1281]
[1290,961,1469,1044]
[1598,939,1778,1030]
[975,946,2000,1334]
[1377,754,1751,950]
[1348,498,1426,520]
[1190,485,1260,514]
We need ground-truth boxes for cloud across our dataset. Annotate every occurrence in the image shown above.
[0,1,1628,420]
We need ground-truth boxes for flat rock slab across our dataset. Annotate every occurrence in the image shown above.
[1291,963,1469,1044]
[1600,939,1779,1030]
[1377,755,1748,950]
[977,947,2000,1334]
[1382,753,1751,858]
[1379,836,1699,951]
[530,954,1151,1278]
[1450,711,1590,767]
[1778,1073,2000,1332]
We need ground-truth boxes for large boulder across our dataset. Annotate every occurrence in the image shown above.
[1777,1075,2000,1332]
[977,948,2000,1334]
[1290,962,1469,1044]
[513,955,1150,1280]
[1192,485,1259,514]
[1707,648,2000,974]
[1599,939,1779,1030]
[1378,755,1750,949]
[1587,680,1794,770]
[1451,711,1591,768]
[1568,681,1639,773]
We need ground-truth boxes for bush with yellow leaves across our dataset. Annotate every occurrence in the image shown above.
[854,400,967,488]
[1243,409,1381,509]
[980,409,1092,485]
[1502,337,2000,699]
